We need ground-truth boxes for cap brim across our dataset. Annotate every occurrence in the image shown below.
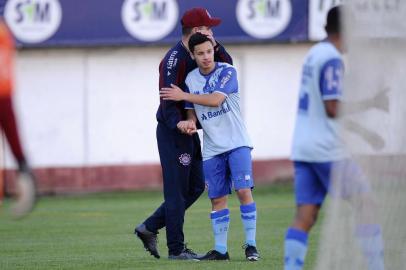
[207,18,221,27]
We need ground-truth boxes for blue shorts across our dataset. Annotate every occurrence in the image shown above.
[203,147,254,199]
[294,160,370,205]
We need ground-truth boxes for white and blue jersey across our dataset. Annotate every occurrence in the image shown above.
[291,41,347,162]
[185,62,252,161]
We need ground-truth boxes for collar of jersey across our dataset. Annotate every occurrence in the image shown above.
[180,41,189,53]
[199,62,218,77]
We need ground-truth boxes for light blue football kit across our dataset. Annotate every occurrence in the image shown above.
[291,41,345,163]
[185,62,257,254]
[285,41,384,270]
[185,62,253,162]
[185,62,254,197]
[291,41,347,205]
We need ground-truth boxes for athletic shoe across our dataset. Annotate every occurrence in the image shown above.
[11,169,37,219]
[197,250,230,261]
[134,223,160,259]
[168,246,200,260]
[243,244,260,261]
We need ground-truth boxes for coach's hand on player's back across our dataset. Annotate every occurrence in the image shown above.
[177,120,197,135]
[160,84,186,101]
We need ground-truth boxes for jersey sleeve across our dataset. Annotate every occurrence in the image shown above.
[160,50,183,87]
[213,67,238,96]
[319,58,343,100]
[158,50,186,130]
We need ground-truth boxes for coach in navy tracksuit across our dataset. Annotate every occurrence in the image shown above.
[135,7,233,260]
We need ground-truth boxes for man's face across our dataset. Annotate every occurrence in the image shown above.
[192,41,215,72]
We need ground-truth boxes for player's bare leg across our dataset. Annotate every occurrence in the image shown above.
[292,204,321,233]
[211,195,227,211]
[236,188,253,205]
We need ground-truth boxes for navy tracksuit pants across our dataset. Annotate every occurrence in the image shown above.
[144,122,205,255]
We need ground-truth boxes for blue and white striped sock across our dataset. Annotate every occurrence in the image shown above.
[240,202,257,247]
[210,208,230,254]
[284,227,308,270]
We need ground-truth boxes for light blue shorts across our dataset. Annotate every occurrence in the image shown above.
[203,147,254,199]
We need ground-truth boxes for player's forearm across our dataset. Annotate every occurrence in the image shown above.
[186,109,197,123]
[183,93,224,107]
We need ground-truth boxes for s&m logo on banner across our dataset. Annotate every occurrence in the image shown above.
[236,0,292,39]
[122,0,178,42]
[4,0,62,43]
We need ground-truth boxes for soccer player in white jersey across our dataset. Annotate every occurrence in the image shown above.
[160,32,259,261]
[285,6,385,270]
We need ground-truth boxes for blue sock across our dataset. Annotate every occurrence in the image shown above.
[210,208,230,254]
[284,227,308,270]
[240,202,257,247]
[355,224,385,270]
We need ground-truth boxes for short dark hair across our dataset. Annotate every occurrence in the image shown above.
[325,6,342,35]
[188,32,213,53]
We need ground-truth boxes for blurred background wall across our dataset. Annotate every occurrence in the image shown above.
[0,0,342,194]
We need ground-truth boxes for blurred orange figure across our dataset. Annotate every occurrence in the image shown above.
[0,19,13,97]
[0,18,25,163]
[0,18,36,218]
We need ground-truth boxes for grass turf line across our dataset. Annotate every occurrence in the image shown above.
[0,185,322,270]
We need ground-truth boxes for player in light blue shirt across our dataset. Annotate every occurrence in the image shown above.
[184,62,252,160]
[290,39,346,162]
[285,6,385,270]
[160,32,259,261]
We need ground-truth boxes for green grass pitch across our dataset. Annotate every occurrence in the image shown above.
[0,185,322,270]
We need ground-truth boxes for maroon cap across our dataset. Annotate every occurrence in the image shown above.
[181,7,221,28]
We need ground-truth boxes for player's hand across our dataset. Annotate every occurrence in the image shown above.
[179,120,197,135]
[160,84,186,101]
[177,120,197,135]
[177,120,188,132]
[177,121,187,134]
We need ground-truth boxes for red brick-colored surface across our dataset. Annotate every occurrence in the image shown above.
[3,159,293,195]
[253,159,293,183]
